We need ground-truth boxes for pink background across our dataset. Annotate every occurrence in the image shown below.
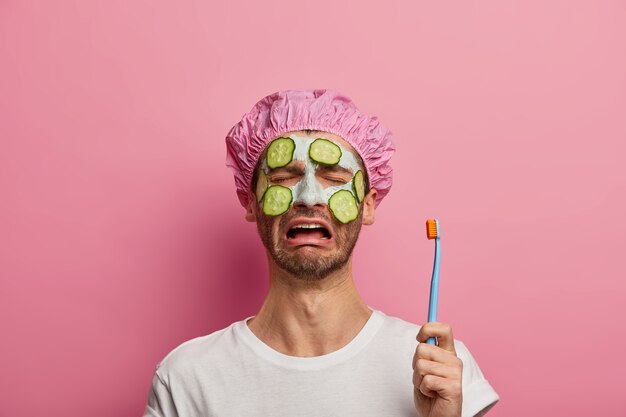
[1,1,625,416]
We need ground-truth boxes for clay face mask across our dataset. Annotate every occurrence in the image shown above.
[257,135,366,223]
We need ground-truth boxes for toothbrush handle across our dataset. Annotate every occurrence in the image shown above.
[427,237,440,345]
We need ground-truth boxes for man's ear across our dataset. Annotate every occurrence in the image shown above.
[361,188,377,225]
[245,196,257,222]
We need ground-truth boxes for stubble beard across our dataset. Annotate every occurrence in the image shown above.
[256,207,363,281]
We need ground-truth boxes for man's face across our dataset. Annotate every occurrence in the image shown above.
[249,131,372,281]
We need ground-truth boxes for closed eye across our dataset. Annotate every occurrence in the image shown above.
[270,176,295,183]
[316,165,353,185]
[267,162,305,185]
[322,176,349,184]
[268,173,303,185]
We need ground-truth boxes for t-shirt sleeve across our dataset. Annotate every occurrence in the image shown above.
[454,340,500,417]
[143,371,180,417]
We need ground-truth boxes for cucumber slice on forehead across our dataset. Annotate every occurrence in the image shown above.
[328,190,359,224]
[352,170,365,203]
[262,185,293,216]
[266,137,295,169]
[309,138,342,166]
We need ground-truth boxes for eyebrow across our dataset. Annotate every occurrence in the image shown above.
[267,164,304,175]
[316,165,353,175]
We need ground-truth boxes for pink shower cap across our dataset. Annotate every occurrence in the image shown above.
[225,89,395,208]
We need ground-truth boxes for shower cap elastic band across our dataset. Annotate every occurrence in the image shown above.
[225,89,395,208]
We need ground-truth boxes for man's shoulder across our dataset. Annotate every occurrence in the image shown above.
[368,309,422,355]
[155,319,243,377]
[375,309,422,336]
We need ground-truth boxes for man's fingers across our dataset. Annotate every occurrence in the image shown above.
[413,357,463,392]
[414,340,460,366]
[416,322,456,354]
[416,374,463,400]
[413,323,464,414]
[417,377,437,398]
[414,358,462,381]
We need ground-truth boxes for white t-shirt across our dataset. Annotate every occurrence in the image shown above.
[144,310,499,417]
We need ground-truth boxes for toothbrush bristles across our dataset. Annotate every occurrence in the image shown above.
[426,219,439,239]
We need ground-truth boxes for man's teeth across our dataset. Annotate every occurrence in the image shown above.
[292,223,325,229]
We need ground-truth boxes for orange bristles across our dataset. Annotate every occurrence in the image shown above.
[426,219,438,239]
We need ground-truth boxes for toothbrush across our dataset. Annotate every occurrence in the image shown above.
[425,219,441,345]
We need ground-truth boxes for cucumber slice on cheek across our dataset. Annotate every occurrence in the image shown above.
[309,138,342,166]
[266,137,295,169]
[262,185,293,216]
[352,170,365,203]
[328,190,359,224]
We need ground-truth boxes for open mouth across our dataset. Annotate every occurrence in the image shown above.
[286,223,331,240]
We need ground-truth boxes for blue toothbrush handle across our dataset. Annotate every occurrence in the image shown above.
[427,237,440,345]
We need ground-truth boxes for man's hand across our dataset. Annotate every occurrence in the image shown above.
[412,322,463,417]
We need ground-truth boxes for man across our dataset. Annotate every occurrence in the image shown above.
[144,89,499,417]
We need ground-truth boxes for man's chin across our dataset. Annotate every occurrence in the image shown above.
[276,247,331,266]
[272,250,346,281]
[278,264,336,281]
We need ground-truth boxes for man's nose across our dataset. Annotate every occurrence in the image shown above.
[292,174,326,207]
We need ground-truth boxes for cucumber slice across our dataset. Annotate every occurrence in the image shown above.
[262,185,293,216]
[352,170,365,203]
[309,138,342,166]
[328,190,359,224]
[256,171,268,202]
[267,137,295,169]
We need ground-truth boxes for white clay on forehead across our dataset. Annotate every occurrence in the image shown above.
[261,135,361,208]
[288,135,361,172]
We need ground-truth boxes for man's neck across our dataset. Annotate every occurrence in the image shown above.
[246,259,372,357]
